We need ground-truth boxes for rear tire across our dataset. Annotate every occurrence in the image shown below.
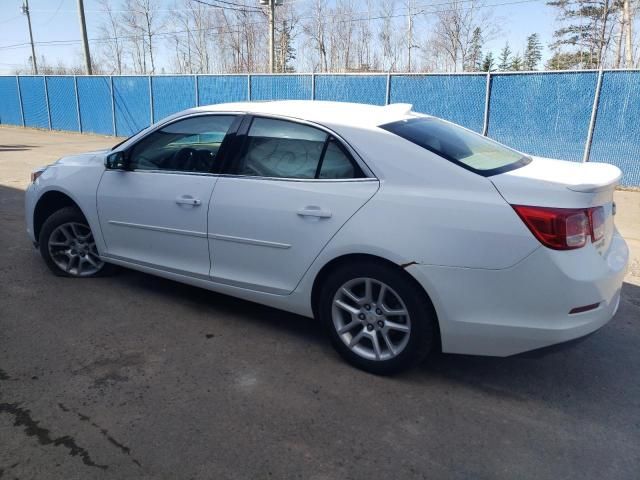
[318,261,437,375]
[39,207,116,278]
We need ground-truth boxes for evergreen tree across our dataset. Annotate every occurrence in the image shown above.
[523,33,543,70]
[511,54,524,71]
[481,52,495,71]
[465,27,484,71]
[547,0,617,69]
[498,42,512,70]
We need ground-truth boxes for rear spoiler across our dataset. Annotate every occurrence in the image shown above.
[567,169,622,193]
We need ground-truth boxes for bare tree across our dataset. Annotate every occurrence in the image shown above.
[303,0,330,71]
[429,0,497,72]
[97,0,126,74]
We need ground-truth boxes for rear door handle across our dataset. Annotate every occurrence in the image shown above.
[176,195,201,206]
[297,206,332,218]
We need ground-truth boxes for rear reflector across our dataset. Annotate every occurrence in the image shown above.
[512,204,606,250]
[589,206,606,242]
[569,303,600,314]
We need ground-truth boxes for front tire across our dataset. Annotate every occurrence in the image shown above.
[39,207,113,277]
[318,261,437,375]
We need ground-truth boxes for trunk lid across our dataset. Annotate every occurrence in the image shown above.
[491,156,622,256]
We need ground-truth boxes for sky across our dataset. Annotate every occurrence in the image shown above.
[0,0,558,74]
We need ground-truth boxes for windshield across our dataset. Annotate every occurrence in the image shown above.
[111,128,144,151]
[380,117,531,176]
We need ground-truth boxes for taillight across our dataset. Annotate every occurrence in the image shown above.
[589,206,605,242]
[512,205,604,250]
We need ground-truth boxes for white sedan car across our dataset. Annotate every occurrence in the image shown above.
[25,101,629,374]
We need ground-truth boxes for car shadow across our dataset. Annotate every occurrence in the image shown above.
[0,144,39,152]
[115,267,327,345]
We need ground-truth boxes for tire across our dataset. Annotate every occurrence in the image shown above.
[318,261,437,375]
[38,206,116,278]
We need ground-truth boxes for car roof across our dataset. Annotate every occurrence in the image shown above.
[188,100,419,129]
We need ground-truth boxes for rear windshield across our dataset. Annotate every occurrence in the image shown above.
[380,117,531,176]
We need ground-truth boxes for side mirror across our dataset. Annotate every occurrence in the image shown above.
[105,151,127,170]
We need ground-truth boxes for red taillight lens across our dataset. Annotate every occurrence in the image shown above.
[589,206,606,242]
[512,205,589,250]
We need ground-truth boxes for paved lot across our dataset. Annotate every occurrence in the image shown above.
[1,126,639,480]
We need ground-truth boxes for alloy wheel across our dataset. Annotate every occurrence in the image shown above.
[331,277,411,361]
[47,222,103,276]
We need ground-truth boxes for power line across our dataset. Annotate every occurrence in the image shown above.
[0,0,545,52]
[191,0,264,13]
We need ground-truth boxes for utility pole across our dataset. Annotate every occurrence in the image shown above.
[623,0,633,68]
[21,0,38,74]
[268,0,275,73]
[260,0,281,73]
[77,0,92,75]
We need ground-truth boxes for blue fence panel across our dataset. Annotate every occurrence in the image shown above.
[46,76,79,132]
[390,74,486,132]
[590,71,640,186]
[77,76,113,135]
[198,75,247,105]
[18,76,48,129]
[152,75,196,122]
[315,75,387,105]
[113,76,151,137]
[0,77,22,126]
[488,72,597,161]
[250,74,311,100]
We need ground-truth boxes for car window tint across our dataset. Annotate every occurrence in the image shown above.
[235,118,328,179]
[380,117,529,175]
[128,115,236,173]
[318,139,356,179]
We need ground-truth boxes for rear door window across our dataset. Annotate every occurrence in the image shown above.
[230,117,364,179]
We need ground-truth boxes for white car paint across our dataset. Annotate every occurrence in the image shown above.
[25,101,629,357]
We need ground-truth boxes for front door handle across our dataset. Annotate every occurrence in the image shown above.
[297,206,332,218]
[176,195,201,206]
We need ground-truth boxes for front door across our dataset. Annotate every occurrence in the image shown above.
[97,114,238,277]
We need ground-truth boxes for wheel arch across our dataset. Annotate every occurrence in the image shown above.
[33,190,85,242]
[310,253,441,349]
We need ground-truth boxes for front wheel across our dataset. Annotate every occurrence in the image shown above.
[318,261,437,375]
[39,207,113,277]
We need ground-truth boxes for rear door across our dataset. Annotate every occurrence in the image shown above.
[208,116,379,294]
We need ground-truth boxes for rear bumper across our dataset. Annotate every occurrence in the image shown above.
[407,231,628,356]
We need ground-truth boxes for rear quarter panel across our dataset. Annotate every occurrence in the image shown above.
[313,124,540,270]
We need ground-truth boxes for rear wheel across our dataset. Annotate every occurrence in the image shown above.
[39,207,114,277]
[318,261,437,374]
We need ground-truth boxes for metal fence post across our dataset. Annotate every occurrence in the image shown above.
[110,76,116,136]
[311,72,315,100]
[582,69,604,163]
[385,73,391,105]
[194,75,200,107]
[43,75,52,130]
[16,76,25,127]
[74,75,82,133]
[148,76,154,124]
[247,74,252,101]
[482,72,492,136]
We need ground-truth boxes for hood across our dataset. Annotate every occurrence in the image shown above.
[54,149,110,167]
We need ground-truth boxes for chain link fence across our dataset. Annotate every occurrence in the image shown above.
[1,71,639,186]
